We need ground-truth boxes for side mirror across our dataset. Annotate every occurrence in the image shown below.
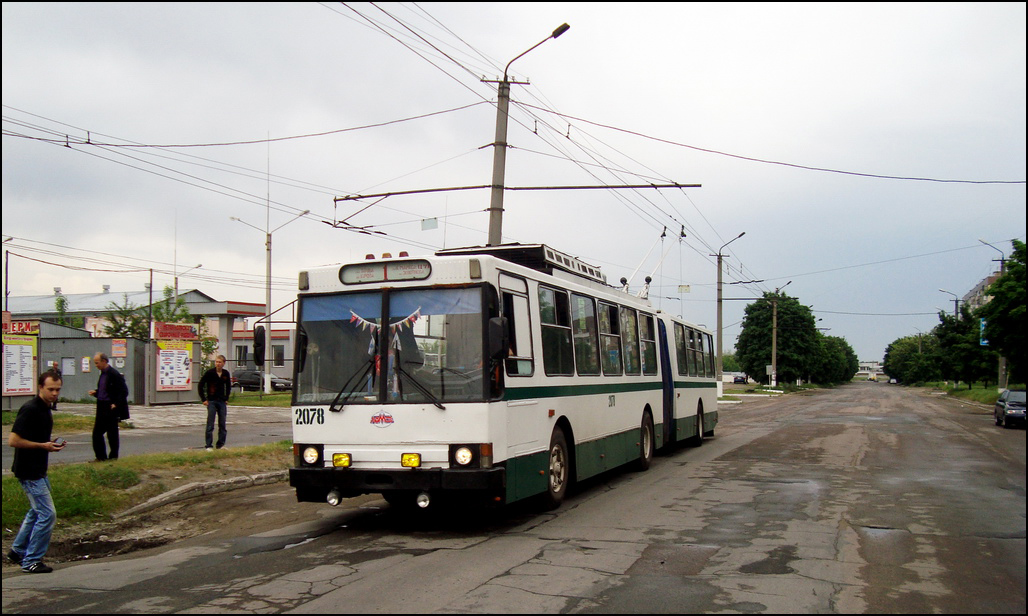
[488,317,509,361]
[253,325,266,367]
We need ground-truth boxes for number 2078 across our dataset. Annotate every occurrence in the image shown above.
[294,407,325,425]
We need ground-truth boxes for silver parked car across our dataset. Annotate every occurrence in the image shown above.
[994,389,1026,428]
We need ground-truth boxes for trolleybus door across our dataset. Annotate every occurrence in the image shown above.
[657,320,676,447]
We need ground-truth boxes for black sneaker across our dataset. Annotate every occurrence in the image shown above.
[22,562,53,574]
[6,549,22,565]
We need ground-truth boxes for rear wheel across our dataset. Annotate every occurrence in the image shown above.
[631,412,655,471]
[689,406,705,447]
[541,428,570,510]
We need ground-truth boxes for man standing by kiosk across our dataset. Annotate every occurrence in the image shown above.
[199,354,232,450]
[88,352,129,461]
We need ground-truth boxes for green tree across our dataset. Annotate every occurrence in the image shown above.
[883,334,941,384]
[810,334,859,384]
[151,285,191,324]
[935,305,996,388]
[977,239,1026,384]
[54,295,84,328]
[721,352,742,373]
[736,292,819,385]
[103,294,149,339]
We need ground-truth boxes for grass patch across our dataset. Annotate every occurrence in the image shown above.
[229,391,292,407]
[3,441,292,530]
[3,411,126,435]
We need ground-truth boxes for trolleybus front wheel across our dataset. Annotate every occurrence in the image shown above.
[542,428,570,510]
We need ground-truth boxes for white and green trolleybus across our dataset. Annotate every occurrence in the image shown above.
[288,244,717,509]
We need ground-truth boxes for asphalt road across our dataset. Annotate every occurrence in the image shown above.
[2,402,291,473]
[2,382,1024,614]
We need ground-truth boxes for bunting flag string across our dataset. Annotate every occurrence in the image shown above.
[350,307,423,351]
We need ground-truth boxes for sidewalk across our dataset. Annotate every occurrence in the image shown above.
[51,401,290,429]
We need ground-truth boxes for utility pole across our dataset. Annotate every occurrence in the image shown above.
[713,232,745,392]
[771,299,777,388]
[979,239,1009,390]
[485,23,570,246]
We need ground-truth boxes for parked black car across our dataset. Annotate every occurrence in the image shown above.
[232,370,293,392]
[994,389,1025,428]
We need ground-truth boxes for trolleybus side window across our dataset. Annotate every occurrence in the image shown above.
[640,314,658,376]
[502,292,534,376]
[500,274,534,377]
[571,293,601,376]
[620,307,641,375]
[598,301,623,375]
[539,286,575,376]
[674,322,688,376]
[689,328,702,377]
[702,332,714,377]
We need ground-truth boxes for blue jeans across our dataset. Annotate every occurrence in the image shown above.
[12,477,56,568]
[205,400,227,448]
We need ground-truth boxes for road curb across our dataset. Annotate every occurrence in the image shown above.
[114,470,288,519]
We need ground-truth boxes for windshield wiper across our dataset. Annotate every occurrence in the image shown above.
[328,357,376,413]
[395,346,445,410]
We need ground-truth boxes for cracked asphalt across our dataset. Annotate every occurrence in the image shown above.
[2,382,1024,614]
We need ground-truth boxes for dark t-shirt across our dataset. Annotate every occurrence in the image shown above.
[11,396,54,480]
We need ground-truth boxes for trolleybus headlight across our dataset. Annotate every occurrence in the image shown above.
[302,446,320,465]
[416,492,431,508]
[454,447,474,466]
[327,489,342,506]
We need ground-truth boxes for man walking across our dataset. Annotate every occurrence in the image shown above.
[199,355,232,450]
[8,370,67,574]
[88,352,129,461]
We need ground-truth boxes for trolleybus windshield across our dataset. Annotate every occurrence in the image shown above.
[295,286,486,406]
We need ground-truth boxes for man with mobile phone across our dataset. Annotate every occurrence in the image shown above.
[7,370,66,574]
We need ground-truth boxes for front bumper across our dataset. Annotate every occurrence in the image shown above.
[289,466,506,501]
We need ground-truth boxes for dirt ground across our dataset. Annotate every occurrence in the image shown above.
[3,456,315,571]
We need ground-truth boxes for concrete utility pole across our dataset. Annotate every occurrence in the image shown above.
[713,232,744,392]
[486,23,570,246]
[979,239,1009,390]
[232,210,308,393]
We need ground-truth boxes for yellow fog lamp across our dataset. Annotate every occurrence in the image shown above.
[332,453,352,468]
[401,453,422,468]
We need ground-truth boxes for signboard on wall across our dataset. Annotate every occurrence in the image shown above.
[2,320,40,335]
[111,338,128,358]
[154,322,198,340]
[2,334,37,396]
[156,340,192,391]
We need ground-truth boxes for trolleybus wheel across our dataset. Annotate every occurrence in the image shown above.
[631,412,655,471]
[542,428,570,510]
[689,406,705,447]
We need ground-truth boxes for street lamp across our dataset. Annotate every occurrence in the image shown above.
[713,232,745,390]
[486,23,570,246]
[977,239,1008,390]
[174,263,202,306]
[978,238,1007,275]
[939,288,960,321]
[231,209,309,393]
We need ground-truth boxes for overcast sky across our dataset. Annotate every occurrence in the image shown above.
[3,2,1025,362]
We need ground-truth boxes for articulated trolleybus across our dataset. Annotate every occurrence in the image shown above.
[289,244,717,509]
